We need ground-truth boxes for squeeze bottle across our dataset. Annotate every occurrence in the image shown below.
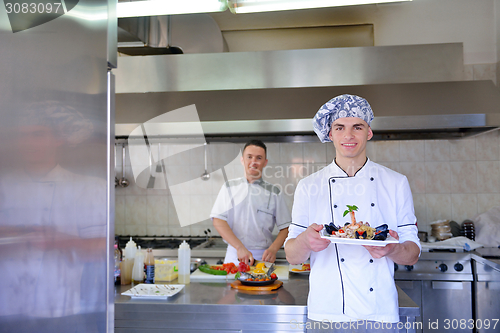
[177,240,191,284]
[132,246,145,284]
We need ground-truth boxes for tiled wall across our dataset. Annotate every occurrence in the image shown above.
[115,130,500,236]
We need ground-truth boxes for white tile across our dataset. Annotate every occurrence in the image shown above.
[374,141,400,162]
[449,138,476,161]
[365,141,377,162]
[190,195,215,226]
[425,194,452,224]
[425,162,451,193]
[450,162,477,193]
[400,162,426,194]
[209,142,240,170]
[476,161,500,193]
[167,196,180,226]
[473,63,496,82]
[169,195,191,227]
[476,130,500,161]
[477,194,500,215]
[147,195,169,226]
[125,196,147,225]
[303,143,327,163]
[146,225,168,236]
[165,166,194,195]
[124,224,147,236]
[425,140,450,161]
[400,140,425,162]
[115,195,126,225]
[280,143,303,164]
[166,143,195,166]
[463,64,474,81]
[114,224,125,235]
[168,226,191,237]
[451,194,478,223]
[266,143,280,162]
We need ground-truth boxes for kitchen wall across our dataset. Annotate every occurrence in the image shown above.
[115,126,500,237]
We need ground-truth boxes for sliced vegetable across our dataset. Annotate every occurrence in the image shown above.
[199,265,228,275]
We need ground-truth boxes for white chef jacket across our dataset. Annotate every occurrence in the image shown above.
[211,177,291,263]
[285,159,421,323]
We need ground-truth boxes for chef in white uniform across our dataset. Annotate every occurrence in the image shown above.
[284,95,421,332]
[211,140,291,265]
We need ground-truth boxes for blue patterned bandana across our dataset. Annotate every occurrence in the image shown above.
[312,94,374,143]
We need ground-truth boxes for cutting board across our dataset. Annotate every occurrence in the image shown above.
[190,265,290,281]
[230,280,283,292]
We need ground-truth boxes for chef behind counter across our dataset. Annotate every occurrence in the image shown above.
[210,140,291,266]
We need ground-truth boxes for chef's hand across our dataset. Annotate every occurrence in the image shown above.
[298,223,331,252]
[363,229,399,259]
[262,248,277,263]
[237,246,254,266]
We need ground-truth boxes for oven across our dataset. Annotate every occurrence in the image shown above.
[395,251,474,333]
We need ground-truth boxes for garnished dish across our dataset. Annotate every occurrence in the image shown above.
[321,205,399,246]
[289,263,311,274]
[236,262,278,286]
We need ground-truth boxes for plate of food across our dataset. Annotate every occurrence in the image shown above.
[121,284,184,299]
[238,276,278,286]
[289,263,311,274]
[320,205,399,247]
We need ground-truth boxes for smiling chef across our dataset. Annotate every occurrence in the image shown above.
[285,95,421,332]
[210,140,291,265]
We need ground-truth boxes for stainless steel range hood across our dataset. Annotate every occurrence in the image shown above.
[114,43,500,140]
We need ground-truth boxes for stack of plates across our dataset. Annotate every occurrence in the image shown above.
[430,220,453,240]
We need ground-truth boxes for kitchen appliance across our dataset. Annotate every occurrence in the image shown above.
[0,0,116,332]
[473,256,500,333]
[395,251,474,333]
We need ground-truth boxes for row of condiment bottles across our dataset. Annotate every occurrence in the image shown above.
[114,237,191,285]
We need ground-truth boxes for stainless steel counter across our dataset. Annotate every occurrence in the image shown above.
[115,274,419,333]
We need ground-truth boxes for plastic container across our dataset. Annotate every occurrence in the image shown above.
[177,240,191,284]
[154,259,178,282]
[121,237,137,285]
[132,246,145,284]
[144,248,155,284]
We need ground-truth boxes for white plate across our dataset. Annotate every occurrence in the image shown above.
[320,229,399,247]
[289,264,310,275]
[122,284,184,299]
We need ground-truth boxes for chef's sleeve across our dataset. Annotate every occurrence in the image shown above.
[395,176,422,252]
[284,179,310,246]
[210,183,233,227]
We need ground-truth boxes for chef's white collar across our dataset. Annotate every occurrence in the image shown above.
[330,157,371,177]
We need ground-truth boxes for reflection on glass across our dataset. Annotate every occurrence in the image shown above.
[0,101,106,333]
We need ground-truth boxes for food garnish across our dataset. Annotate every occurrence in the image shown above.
[325,205,389,241]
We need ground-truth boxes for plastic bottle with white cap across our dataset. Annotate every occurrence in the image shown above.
[177,240,191,284]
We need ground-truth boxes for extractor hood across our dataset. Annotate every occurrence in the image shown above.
[114,43,500,141]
